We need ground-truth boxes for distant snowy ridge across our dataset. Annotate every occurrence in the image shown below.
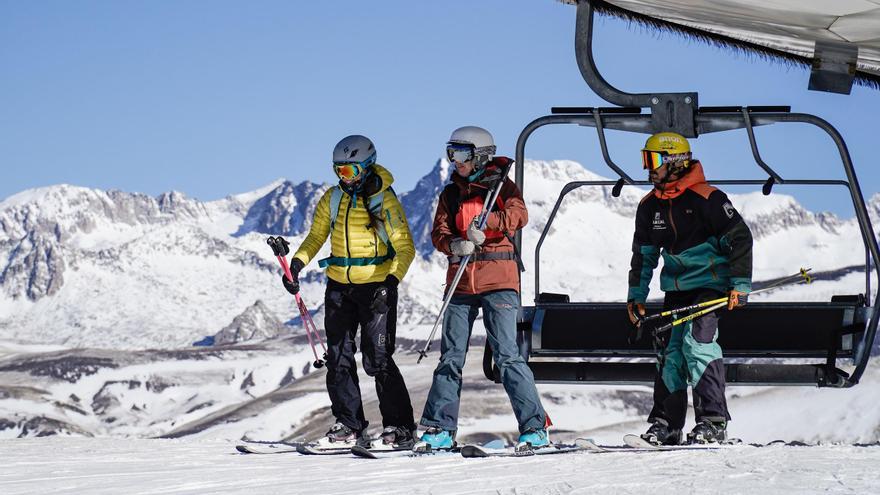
[0,160,877,349]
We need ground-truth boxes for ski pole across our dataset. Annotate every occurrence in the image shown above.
[651,267,814,334]
[295,293,326,368]
[638,267,813,325]
[416,161,514,364]
[637,296,728,324]
[652,301,728,334]
[280,256,327,367]
[296,292,327,354]
[267,237,326,368]
[274,248,327,353]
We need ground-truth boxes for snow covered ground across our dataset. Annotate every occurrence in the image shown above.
[2,437,880,494]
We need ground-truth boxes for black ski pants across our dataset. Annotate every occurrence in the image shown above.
[324,278,415,433]
[648,288,731,430]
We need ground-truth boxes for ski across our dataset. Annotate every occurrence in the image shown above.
[576,438,632,453]
[622,434,742,450]
[295,443,356,455]
[350,445,461,459]
[235,441,301,455]
[577,437,718,453]
[460,438,591,458]
[351,439,503,459]
[350,445,414,459]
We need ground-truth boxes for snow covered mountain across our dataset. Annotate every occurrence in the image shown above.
[0,159,874,350]
[0,158,877,442]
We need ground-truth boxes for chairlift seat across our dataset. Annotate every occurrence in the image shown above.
[482,296,869,387]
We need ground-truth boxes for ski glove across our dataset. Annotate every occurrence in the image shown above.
[371,276,398,314]
[281,258,306,295]
[449,237,476,256]
[466,218,487,246]
[727,290,748,310]
[383,274,399,288]
[626,301,646,325]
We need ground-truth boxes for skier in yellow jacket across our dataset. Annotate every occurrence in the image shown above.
[283,135,416,449]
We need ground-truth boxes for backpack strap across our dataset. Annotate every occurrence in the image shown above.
[368,188,392,248]
[328,185,392,247]
[317,187,396,269]
[328,186,344,233]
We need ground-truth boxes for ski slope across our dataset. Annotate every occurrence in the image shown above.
[2,437,879,494]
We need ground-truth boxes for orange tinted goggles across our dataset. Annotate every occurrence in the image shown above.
[641,150,666,170]
[333,163,363,181]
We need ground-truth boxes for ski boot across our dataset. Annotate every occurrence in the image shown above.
[641,419,683,446]
[314,422,363,449]
[380,426,416,449]
[414,427,455,452]
[687,419,727,444]
[517,428,550,448]
[514,428,550,454]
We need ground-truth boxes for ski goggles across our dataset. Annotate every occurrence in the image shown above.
[333,155,375,182]
[333,163,364,182]
[641,150,667,171]
[641,150,690,170]
[446,144,475,164]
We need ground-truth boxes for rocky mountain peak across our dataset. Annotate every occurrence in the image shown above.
[211,300,287,345]
[236,180,330,236]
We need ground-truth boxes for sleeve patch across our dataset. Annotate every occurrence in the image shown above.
[722,202,735,219]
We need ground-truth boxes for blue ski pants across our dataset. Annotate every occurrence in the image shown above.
[420,290,546,434]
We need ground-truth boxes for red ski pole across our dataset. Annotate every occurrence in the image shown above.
[296,294,327,354]
[267,237,326,368]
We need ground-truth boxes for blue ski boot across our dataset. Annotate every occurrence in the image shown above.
[517,428,550,449]
[414,427,454,452]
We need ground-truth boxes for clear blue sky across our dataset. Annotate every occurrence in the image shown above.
[2,0,878,216]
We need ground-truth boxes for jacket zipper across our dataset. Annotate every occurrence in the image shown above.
[344,199,353,284]
[709,256,718,280]
[667,200,681,290]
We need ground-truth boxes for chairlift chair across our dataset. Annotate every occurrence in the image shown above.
[482,0,879,388]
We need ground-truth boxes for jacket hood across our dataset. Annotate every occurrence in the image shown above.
[370,164,394,195]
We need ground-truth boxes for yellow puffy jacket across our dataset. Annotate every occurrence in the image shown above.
[293,164,415,285]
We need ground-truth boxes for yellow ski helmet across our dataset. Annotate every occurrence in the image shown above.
[641,132,692,171]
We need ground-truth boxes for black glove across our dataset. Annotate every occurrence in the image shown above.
[281,258,305,295]
[371,275,398,314]
[383,274,399,289]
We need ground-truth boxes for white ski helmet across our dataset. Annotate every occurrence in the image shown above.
[447,126,496,168]
[333,135,376,165]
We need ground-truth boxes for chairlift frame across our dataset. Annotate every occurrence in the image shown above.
[483,0,879,388]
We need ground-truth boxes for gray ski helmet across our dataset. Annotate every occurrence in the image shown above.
[447,126,496,168]
[333,135,376,166]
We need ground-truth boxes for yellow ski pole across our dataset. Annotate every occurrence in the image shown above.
[638,267,813,327]
[653,301,728,334]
